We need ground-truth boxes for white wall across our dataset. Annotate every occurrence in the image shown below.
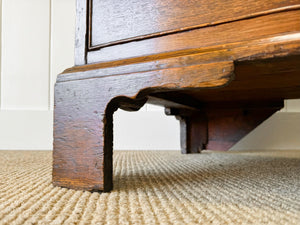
[114,105,180,150]
[0,0,299,150]
[0,0,75,150]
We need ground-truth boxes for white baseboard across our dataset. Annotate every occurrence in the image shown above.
[0,110,299,151]
[114,111,300,151]
[0,110,53,150]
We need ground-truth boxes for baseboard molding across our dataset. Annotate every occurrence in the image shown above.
[0,110,53,150]
[114,110,300,151]
[0,110,299,151]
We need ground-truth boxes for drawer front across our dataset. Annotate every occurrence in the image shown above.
[89,0,300,49]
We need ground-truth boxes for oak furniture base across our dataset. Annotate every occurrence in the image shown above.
[53,0,300,192]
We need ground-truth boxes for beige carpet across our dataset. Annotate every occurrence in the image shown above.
[0,150,300,225]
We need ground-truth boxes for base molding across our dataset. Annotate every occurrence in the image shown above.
[0,110,53,150]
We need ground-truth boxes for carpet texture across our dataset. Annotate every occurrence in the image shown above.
[0,150,300,225]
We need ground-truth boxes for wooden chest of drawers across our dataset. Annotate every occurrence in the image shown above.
[53,0,300,191]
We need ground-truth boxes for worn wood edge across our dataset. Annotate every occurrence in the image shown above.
[53,61,234,192]
[102,61,235,117]
[87,9,300,64]
[52,179,104,192]
[52,151,107,191]
[100,62,234,188]
[59,33,300,83]
[101,61,235,131]
[88,4,300,50]
[67,33,300,74]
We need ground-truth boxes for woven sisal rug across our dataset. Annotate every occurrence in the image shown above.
[0,150,299,225]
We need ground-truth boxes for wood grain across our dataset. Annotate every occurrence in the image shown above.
[167,103,283,153]
[53,61,233,191]
[87,10,300,63]
[63,32,300,81]
[54,0,300,191]
[152,54,300,106]
[89,0,300,48]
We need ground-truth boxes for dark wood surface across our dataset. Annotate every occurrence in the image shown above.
[166,102,283,153]
[87,9,300,63]
[152,55,300,106]
[90,0,300,48]
[53,61,233,191]
[53,0,300,191]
